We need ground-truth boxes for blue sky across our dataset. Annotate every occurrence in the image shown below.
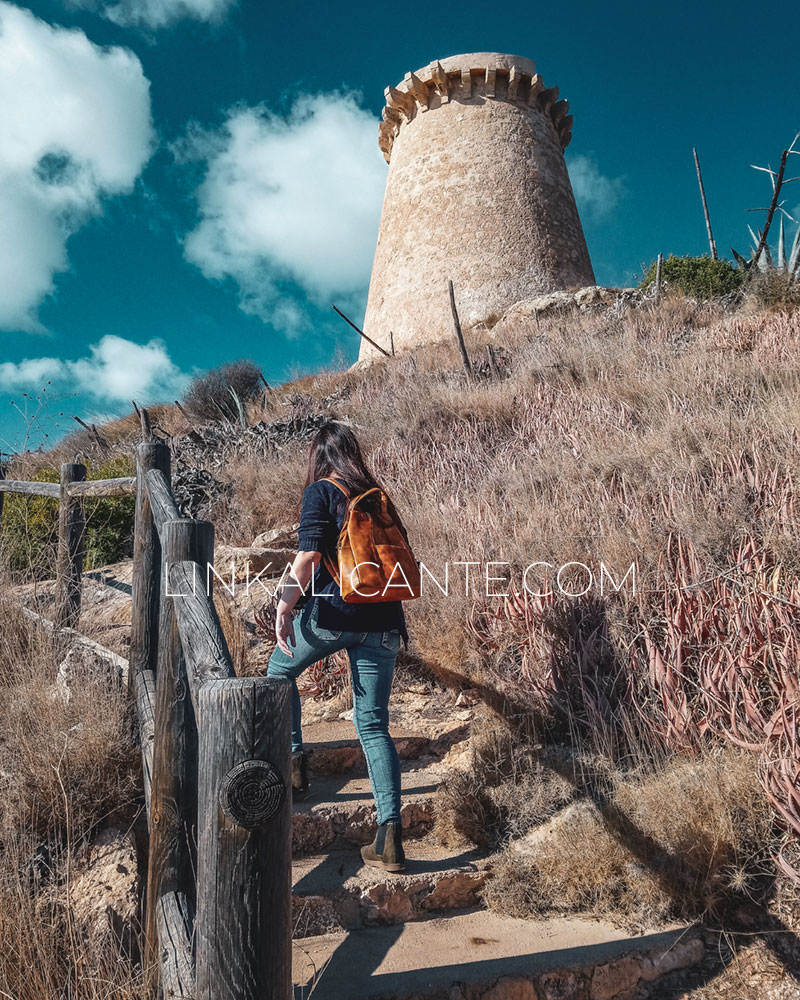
[1,0,798,451]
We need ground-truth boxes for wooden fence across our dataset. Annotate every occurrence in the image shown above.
[0,421,292,1000]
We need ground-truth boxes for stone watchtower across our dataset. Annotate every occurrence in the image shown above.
[360,52,595,359]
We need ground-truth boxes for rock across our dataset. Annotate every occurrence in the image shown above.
[423,869,487,911]
[214,544,295,585]
[68,824,139,960]
[574,285,622,308]
[53,645,115,704]
[405,682,430,694]
[537,970,589,1000]
[455,710,473,721]
[509,800,602,855]
[504,290,576,323]
[360,882,415,924]
[590,956,642,1000]
[310,745,362,774]
[491,286,638,337]
[252,523,299,549]
[640,937,705,981]
[481,976,537,1000]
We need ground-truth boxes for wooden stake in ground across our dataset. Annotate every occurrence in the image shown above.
[447,280,472,378]
[655,252,663,300]
[693,147,718,259]
[331,304,391,358]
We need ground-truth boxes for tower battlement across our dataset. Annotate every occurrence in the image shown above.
[378,53,573,162]
[360,52,595,361]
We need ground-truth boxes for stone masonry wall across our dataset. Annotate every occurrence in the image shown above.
[360,52,595,360]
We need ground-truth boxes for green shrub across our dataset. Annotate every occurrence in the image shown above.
[640,254,743,299]
[181,359,265,423]
[83,455,136,570]
[1,468,60,578]
[1,455,136,578]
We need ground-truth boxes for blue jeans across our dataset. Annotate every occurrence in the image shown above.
[266,598,403,826]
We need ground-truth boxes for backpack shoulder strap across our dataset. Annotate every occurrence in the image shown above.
[320,476,350,498]
[318,478,348,585]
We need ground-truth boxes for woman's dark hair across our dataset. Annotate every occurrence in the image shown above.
[304,421,382,496]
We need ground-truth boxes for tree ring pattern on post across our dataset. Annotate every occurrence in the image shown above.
[218,759,285,828]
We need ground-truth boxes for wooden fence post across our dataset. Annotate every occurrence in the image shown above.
[130,442,170,678]
[145,517,214,968]
[55,462,86,630]
[195,677,292,1000]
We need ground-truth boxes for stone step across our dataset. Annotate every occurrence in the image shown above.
[292,909,706,1000]
[292,838,490,937]
[292,759,444,855]
[300,719,469,776]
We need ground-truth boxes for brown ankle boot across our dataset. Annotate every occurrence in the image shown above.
[360,821,405,872]
[290,751,309,799]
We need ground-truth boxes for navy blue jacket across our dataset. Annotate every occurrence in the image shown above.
[297,478,409,646]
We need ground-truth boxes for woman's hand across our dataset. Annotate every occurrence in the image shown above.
[275,607,297,657]
[274,550,322,657]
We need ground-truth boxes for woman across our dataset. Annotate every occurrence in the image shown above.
[267,421,409,873]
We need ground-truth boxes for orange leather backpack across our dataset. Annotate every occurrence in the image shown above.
[320,478,421,604]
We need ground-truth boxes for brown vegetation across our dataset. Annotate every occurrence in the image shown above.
[2,290,799,995]
[0,596,144,999]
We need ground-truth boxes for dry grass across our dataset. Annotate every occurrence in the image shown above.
[202,295,800,675]
[480,745,774,931]
[0,597,146,998]
[2,291,798,982]
[434,710,587,848]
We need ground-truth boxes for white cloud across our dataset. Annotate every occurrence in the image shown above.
[183,93,386,329]
[0,335,188,403]
[567,154,625,221]
[68,0,234,29]
[0,3,154,331]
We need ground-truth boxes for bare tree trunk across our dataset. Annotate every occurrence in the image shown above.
[753,146,790,268]
[693,147,718,259]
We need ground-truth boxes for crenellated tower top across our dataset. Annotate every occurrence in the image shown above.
[378,51,573,162]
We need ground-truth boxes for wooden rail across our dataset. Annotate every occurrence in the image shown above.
[0,422,292,999]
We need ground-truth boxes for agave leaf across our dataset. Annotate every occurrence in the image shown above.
[212,398,233,425]
[747,224,762,255]
[227,385,246,428]
[732,248,751,271]
[789,224,800,277]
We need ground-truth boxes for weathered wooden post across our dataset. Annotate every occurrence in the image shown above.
[55,462,86,630]
[195,677,292,1000]
[129,437,172,974]
[145,517,214,964]
[130,441,170,678]
[448,279,473,379]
